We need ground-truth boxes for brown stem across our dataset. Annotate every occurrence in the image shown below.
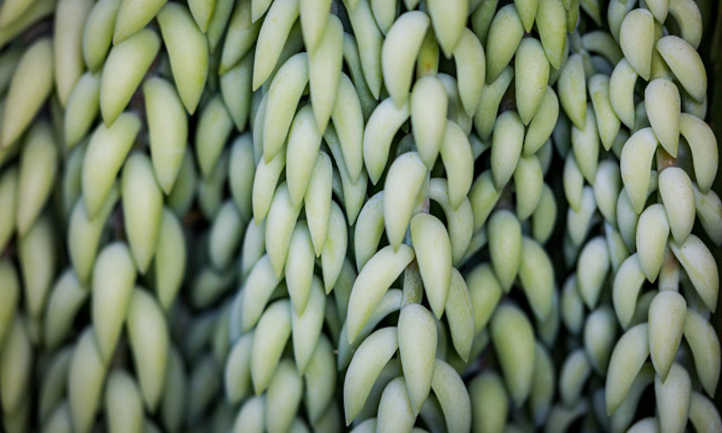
[655,147,676,171]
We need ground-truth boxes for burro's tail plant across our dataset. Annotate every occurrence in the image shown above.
[0,0,719,432]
